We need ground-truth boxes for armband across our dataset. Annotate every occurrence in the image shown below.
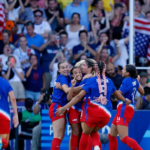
[123,98,127,104]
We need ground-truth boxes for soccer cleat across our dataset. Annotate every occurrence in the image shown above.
[94,145,100,150]
[0,137,2,150]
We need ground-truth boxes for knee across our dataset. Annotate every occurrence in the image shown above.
[120,135,127,142]
[54,128,65,140]
[72,128,81,136]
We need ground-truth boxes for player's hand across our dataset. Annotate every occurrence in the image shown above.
[125,98,131,106]
[56,107,66,116]
[13,115,19,128]
[55,82,62,89]
[137,75,140,82]
[71,79,76,87]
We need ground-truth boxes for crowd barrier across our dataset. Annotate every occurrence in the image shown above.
[9,102,150,150]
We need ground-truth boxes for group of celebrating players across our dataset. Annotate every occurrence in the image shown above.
[0,58,144,150]
[49,59,144,150]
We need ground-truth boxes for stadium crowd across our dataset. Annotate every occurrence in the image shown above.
[0,0,150,149]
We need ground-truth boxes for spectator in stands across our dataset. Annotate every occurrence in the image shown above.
[106,63,124,86]
[117,65,123,75]
[146,11,150,21]
[24,10,51,42]
[25,54,46,101]
[45,0,64,30]
[13,35,35,70]
[80,54,88,60]
[135,71,148,99]
[111,4,124,39]
[59,31,72,63]
[0,10,18,43]
[147,69,150,83]
[64,0,94,31]
[88,18,101,44]
[0,30,15,54]
[6,0,24,22]
[55,26,65,35]
[25,21,45,64]
[112,37,129,68]
[2,56,25,101]
[134,0,145,18]
[35,31,59,89]
[73,30,96,62]
[0,44,21,69]
[18,98,41,150]
[121,2,128,15]
[19,0,47,24]
[31,91,51,150]
[88,0,110,33]
[0,59,2,77]
[66,13,86,49]
[7,98,41,150]
[57,0,72,11]
[49,51,65,87]
[136,86,150,110]
[95,32,115,57]
[96,39,121,64]
[139,71,148,87]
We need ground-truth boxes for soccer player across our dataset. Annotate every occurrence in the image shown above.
[56,61,131,150]
[49,61,82,150]
[68,64,95,150]
[109,64,144,150]
[0,77,19,150]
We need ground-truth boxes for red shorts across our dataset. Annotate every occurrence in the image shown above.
[83,116,110,128]
[49,103,66,122]
[112,115,132,127]
[0,120,10,134]
[67,107,81,124]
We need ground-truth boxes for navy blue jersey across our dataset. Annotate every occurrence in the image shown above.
[119,77,139,104]
[52,74,71,106]
[82,76,116,117]
[69,78,89,111]
[118,77,139,118]
[0,77,13,121]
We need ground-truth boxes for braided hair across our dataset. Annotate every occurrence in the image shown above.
[94,61,107,105]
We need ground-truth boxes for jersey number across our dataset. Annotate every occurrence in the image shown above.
[132,87,136,103]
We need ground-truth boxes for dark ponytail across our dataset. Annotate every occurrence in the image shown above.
[126,64,138,79]
[94,61,107,105]
[84,59,95,74]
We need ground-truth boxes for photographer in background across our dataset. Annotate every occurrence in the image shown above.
[136,86,150,110]
[31,89,51,150]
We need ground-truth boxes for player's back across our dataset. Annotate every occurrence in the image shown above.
[82,76,116,117]
[119,77,139,105]
[117,77,139,118]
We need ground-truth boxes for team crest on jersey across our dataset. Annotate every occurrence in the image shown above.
[132,81,136,86]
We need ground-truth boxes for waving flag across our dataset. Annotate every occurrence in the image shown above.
[123,18,150,58]
[0,2,5,32]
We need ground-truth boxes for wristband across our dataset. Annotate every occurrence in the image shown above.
[124,98,127,104]
[142,96,147,103]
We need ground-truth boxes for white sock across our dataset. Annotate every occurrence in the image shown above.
[94,145,100,150]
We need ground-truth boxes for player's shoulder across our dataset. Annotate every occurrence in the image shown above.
[0,77,8,83]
